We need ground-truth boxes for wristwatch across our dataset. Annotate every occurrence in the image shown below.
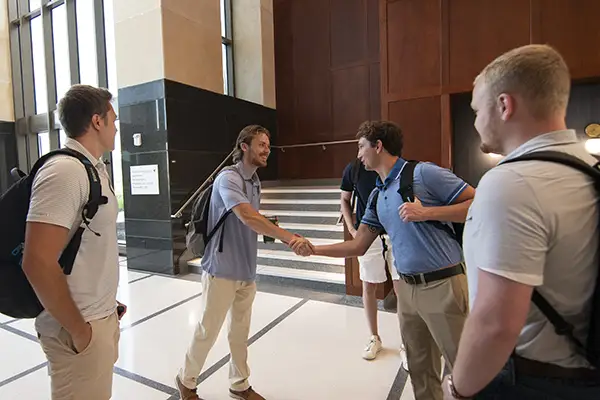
[448,376,473,399]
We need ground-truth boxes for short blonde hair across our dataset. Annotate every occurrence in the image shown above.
[477,44,570,119]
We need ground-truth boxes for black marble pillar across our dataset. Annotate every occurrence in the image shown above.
[118,79,278,275]
[0,121,17,194]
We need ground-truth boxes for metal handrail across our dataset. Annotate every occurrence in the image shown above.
[273,139,357,151]
[171,149,236,219]
[171,139,356,219]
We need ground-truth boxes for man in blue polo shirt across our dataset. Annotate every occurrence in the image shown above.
[302,121,475,400]
[175,125,313,400]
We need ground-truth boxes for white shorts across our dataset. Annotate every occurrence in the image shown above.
[358,235,400,284]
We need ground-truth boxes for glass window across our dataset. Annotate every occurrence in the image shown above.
[38,132,50,156]
[76,0,98,86]
[29,0,41,11]
[104,0,118,95]
[220,0,226,37]
[31,16,48,114]
[222,43,228,95]
[52,5,70,102]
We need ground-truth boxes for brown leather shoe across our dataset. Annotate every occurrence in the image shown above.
[175,375,203,400]
[229,386,265,400]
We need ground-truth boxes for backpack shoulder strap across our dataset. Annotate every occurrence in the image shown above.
[502,150,600,181]
[398,160,459,241]
[398,161,418,202]
[30,149,107,223]
[206,165,251,252]
[502,150,598,356]
[349,160,363,211]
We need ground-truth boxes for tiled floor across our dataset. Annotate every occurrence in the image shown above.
[0,262,416,399]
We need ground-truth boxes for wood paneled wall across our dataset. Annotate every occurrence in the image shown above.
[273,0,381,179]
[381,0,600,169]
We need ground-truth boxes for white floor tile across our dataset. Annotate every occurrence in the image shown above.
[0,367,170,400]
[199,300,403,399]
[8,318,37,337]
[258,265,345,284]
[401,378,416,400]
[115,291,300,387]
[119,266,149,284]
[0,329,46,383]
[116,275,202,328]
[0,313,13,323]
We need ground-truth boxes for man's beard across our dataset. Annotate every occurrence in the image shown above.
[251,154,268,167]
[480,141,495,154]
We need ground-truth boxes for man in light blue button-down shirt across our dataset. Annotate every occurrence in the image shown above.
[305,121,475,400]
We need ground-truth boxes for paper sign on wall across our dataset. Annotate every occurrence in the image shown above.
[130,165,160,195]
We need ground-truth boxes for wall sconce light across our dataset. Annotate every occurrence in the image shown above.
[585,124,600,155]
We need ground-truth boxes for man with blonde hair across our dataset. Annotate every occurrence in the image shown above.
[444,44,600,399]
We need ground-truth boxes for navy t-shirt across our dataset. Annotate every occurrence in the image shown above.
[340,161,378,229]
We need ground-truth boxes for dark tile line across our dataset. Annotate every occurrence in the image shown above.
[0,322,177,396]
[120,292,203,332]
[0,362,48,388]
[127,274,154,285]
[0,322,38,342]
[0,292,202,392]
[113,366,178,396]
[166,298,310,400]
[386,365,409,400]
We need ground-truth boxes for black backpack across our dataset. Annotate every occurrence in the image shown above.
[369,161,464,245]
[185,166,247,257]
[400,161,464,246]
[502,150,600,368]
[349,158,364,213]
[0,148,107,319]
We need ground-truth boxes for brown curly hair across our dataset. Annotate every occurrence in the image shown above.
[355,121,403,157]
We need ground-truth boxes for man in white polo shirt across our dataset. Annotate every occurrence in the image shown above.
[444,45,600,399]
[22,85,124,400]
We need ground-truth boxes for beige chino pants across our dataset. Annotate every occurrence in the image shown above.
[39,313,120,400]
[396,272,469,400]
[179,273,257,392]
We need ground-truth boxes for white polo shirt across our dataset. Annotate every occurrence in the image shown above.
[464,130,598,368]
[27,139,119,337]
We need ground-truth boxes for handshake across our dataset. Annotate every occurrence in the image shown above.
[288,235,316,257]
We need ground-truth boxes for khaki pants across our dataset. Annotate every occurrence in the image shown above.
[396,273,469,400]
[179,273,257,392]
[39,313,120,400]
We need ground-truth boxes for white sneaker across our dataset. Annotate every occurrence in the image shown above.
[362,335,382,360]
[400,346,409,371]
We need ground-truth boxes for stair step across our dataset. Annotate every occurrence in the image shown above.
[257,249,344,265]
[260,203,340,212]
[256,266,346,293]
[260,210,340,217]
[262,191,341,200]
[261,187,340,194]
[258,265,345,284]
[256,256,344,273]
[260,199,339,204]
[278,223,343,232]
[258,237,342,252]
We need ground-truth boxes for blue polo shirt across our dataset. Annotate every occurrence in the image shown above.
[361,158,467,275]
[201,163,261,281]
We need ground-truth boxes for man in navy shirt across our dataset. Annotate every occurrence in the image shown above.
[340,160,402,362]
[296,121,475,400]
